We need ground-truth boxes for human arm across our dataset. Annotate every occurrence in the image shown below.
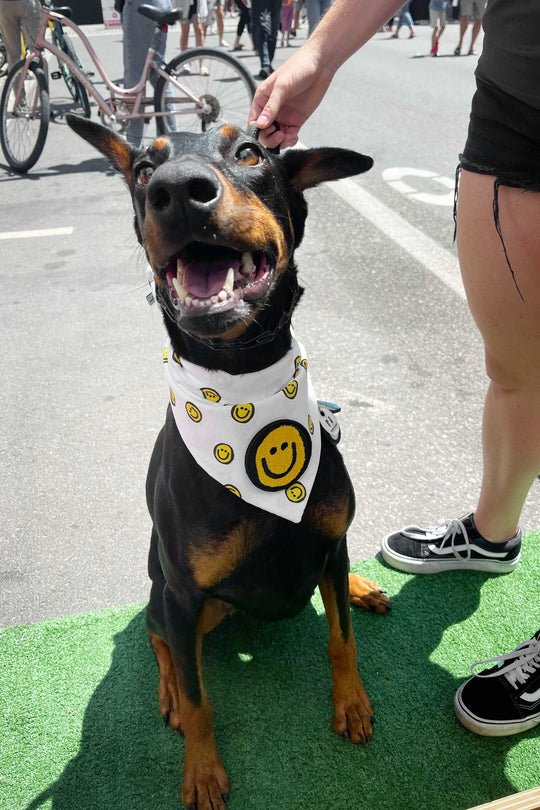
[248,0,404,147]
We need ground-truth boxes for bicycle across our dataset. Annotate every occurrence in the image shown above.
[0,2,256,173]
[48,3,91,118]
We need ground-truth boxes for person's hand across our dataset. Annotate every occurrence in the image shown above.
[248,48,335,148]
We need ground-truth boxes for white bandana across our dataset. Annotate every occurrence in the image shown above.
[163,332,329,522]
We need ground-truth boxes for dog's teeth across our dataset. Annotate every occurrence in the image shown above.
[217,290,228,302]
[210,295,219,304]
[176,257,186,280]
[224,267,234,293]
[172,275,188,302]
[240,253,256,276]
[185,295,193,307]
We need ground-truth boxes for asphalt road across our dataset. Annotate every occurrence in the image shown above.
[1,17,539,627]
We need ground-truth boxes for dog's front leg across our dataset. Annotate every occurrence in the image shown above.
[164,586,230,810]
[319,539,374,744]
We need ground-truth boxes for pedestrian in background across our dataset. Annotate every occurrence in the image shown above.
[179,0,206,59]
[280,0,293,47]
[454,0,486,56]
[231,0,252,51]
[391,1,414,39]
[0,0,41,73]
[428,0,446,56]
[305,0,330,37]
[122,0,173,147]
[251,0,280,78]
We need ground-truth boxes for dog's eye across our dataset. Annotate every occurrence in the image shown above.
[236,145,263,166]
[136,165,154,186]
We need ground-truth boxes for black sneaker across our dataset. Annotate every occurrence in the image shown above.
[454,630,540,736]
[381,512,521,574]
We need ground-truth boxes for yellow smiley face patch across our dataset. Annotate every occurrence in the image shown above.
[231,403,255,423]
[245,421,311,491]
[283,380,298,399]
[214,443,234,464]
[186,402,202,422]
[201,388,221,403]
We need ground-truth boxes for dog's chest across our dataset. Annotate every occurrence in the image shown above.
[208,522,332,621]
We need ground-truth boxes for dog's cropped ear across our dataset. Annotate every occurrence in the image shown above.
[279,147,373,193]
[66,114,138,184]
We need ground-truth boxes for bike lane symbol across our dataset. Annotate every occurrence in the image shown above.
[382,167,454,206]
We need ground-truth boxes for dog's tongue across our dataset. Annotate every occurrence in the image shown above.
[183,257,240,299]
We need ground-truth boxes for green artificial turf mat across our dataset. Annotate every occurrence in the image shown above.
[2,533,540,810]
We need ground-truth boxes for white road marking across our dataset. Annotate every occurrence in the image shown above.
[0,227,74,240]
[297,141,464,300]
[329,177,465,301]
[382,167,455,206]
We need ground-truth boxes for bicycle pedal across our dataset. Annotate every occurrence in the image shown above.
[51,71,62,80]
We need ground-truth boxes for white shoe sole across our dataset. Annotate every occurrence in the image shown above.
[381,538,521,575]
[454,687,540,737]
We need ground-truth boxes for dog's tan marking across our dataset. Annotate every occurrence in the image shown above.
[319,574,374,744]
[107,137,133,185]
[348,573,392,614]
[152,136,170,152]
[188,523,257,589]
[214,176,291,274]
[143,211,166,285]
[305,498,351,542]
[219,124,239,141]
[180,600,230,810]
[148,629,183,729]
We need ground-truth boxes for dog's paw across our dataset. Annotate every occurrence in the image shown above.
[331,682,374,745]
[182,752,230,810]
[348,573,392,614]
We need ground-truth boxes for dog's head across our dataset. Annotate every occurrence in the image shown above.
[67,117,372,357]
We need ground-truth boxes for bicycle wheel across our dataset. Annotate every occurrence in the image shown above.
[58,34,91,118]
[154,48,256,135]
[0,59,50,173]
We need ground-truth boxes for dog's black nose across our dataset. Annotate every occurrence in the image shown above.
[146,159,222,224]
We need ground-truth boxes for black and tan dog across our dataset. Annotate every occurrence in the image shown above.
[67,114,391,810]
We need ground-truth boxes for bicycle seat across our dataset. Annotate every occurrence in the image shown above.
[137,4,183,26]
[51,6,73,18]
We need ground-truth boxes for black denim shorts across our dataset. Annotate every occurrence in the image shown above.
[455,77,540,298]
[460,77,540,190]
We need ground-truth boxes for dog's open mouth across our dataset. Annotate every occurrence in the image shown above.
[162,243,273,316]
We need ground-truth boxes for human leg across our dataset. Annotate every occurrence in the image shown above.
[468,17,482,53]
[457,171,540,542]
[454,14,469,54]
[382,170,540,572]
[180,18,190,49]
[251,0,271,72]
[0,0,25,71]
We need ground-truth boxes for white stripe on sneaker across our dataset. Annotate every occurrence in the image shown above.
[427,542,511,559]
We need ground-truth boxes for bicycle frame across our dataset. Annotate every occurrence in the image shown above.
[9,7,210,126]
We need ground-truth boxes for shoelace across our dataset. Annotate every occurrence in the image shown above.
[470,634,540,688]
[404,517,471,558]
[439,518,471,559]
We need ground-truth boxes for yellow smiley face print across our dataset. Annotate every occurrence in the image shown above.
[170,388,176,406]
[282,380,298,399]
[286,482,306,503]
[246,421,311,491]
[214,443,234,464]
[201,388,221,403]
[231,403,255,423]
[185,402,202,422]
